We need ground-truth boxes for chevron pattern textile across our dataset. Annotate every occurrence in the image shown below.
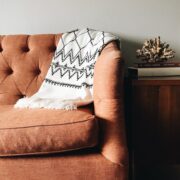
[15,28,120,110]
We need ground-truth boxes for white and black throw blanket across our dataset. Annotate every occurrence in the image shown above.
[15,28,120,110]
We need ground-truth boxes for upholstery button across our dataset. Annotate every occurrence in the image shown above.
[22,47,30,52]
[35,69,41,75]
[49,46,56,52]
[18,94,25,98]
[0,46,3,52]
[6,68,13,74]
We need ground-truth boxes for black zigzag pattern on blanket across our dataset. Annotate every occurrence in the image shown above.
[54,28,104,64]
[51,62,94,80]
[45,78,93,89]
[52,28,104,75]
[54,48,99,66]
[46,28,118,88]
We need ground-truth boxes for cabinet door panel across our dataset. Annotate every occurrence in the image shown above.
[171,86,180,163]
[130,80,180,180]
[132,85,159,164]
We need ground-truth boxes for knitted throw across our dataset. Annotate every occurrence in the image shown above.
[15,28,120,110]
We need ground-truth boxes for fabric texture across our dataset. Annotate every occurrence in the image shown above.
[0,34,62,105]
[93,42,128,166]
[0,33,128,180]
[15,28,120,110]
[0,151,128,180]
[0,105,98,156]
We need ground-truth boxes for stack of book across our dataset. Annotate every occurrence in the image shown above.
[128,62,180,79]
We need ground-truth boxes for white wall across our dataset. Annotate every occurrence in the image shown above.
[0,0,179,67]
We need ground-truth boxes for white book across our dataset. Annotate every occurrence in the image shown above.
[128,67,180,77]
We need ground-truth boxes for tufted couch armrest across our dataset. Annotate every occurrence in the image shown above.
[94,41,128,167]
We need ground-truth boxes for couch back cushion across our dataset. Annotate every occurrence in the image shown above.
[0,34,61,105]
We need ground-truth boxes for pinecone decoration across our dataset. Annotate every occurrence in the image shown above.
[136,36,175,63]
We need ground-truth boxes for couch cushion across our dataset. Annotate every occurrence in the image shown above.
[0,105,98,156]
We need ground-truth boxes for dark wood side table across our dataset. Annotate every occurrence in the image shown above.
[126,77,180,180]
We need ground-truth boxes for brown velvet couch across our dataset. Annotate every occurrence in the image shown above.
[0,34,128,180]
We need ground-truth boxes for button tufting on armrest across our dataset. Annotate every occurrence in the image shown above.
[6,68,13,75]
[34,68,41,75]
[49,46,56,52]
[21,46,30,52]
[18,94,25,98]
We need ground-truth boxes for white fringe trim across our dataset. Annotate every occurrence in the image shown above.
[15,97,77,110]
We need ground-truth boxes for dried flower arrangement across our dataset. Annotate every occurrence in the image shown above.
[136,36,175,63]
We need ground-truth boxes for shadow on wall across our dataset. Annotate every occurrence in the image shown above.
[120,37,180,72]
[120,38,141,73]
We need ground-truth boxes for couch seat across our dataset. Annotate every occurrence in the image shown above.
[0,105,98,156]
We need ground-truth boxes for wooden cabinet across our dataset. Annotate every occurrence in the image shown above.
[127,78,180,180]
